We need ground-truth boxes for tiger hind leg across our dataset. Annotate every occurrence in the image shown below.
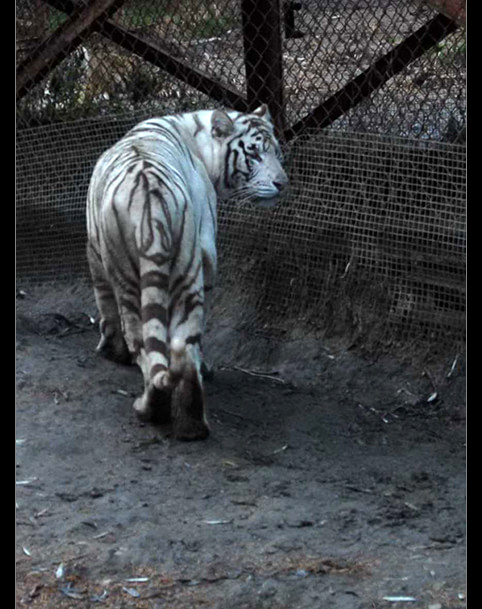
[131,263,173,424]
[170,338,209,441]
[167,275,209,440]
[87,242,130,364]
[132,363,172,425]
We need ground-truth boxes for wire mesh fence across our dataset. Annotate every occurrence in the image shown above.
[16,0,466,357]
[217,130,465,352]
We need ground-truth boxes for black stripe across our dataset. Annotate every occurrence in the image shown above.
[138,172,154,254]
[150,363,168,379]
[186,333,202,345]
[225,146,237,188]
[127,165,148,211]
[178,291,204,325]
[145,336,168,358]
[172,197,188,262]
[141,270,169,291]
[193,114,205,136]
[86,240,102,264]
[142,303,167,325]
[185,291,203,312]
[119,296,139,315]
[101,208,139,300]
[107,173,141,291]
[168,261,203,321]
[137,170,175,266]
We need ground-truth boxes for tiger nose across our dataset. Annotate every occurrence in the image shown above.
[273,179,287,193]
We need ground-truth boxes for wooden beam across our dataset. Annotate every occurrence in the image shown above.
[38,0,249,112]
[284,13,459,141]
[16,0,127,100]
[99,20,249,112]
[241,0,285,134]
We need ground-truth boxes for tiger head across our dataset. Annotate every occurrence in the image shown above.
[211,105,289,207]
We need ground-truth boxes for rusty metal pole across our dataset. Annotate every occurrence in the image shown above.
[241,0,285,136]
[284,13,459,141]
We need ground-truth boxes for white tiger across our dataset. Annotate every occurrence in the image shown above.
[86,105,288,440]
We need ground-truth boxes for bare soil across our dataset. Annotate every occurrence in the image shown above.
[16,284,465,609]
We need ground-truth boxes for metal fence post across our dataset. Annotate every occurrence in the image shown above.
[241,0,285,135]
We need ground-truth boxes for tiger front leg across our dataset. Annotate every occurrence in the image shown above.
[170,340,209,441]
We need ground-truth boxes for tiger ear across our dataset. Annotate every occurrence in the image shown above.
[211,110,235,138]
[252,104,271,121]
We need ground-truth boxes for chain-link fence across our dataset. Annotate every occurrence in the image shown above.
[16,0,466,357]
[17,0,465,137]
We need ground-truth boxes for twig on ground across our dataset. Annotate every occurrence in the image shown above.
[219,365,286,384]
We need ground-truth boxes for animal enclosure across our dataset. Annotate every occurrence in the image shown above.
[16,2,466,606]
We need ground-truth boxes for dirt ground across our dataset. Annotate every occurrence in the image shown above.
[16,284,466,609]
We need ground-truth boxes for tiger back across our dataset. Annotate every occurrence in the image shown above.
[86,105,288,440]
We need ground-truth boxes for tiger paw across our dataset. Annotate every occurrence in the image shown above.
[133,383,171,424]
[172,418,210,441]
[96,322,130,365]
[200,360,215,381]
[133,395,152,422]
